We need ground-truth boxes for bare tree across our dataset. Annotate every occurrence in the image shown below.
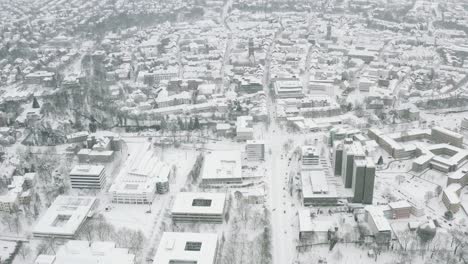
[18,243,31,260]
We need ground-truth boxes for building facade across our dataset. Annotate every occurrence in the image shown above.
[69,165,106,189]
[351,158,376,204]
[245,140,265,161]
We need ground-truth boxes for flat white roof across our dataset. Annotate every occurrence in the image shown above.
[171,192,226,215]
[365,206,391,232]
[388,200,411,210]
[449,169,468,180]
[202,151,242,181]
[69,165,105,176]
[36,240,135,264]
[301,169,336,198]
[153,232,218,264]
[33,196,96,237]
[444,184,462,204]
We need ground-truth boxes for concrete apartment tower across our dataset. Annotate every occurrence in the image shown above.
[333,142,343,176]
[341,139,365,188]
[352,157,376,204]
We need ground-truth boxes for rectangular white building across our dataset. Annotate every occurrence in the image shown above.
[33,196,96,239]
[153,232,218,264]
[202,151,242,185]
[365,206,392,244]
[34,240,135,264]
[300,169,338,206]
[69,165,106,189]
[171,192,226,223]
[431,126,464,148]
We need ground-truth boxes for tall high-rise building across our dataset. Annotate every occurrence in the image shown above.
[326,23,332,40]
[248,38,255,65]
[333,142,343,176]
[341,139,365,188]
[352,157,375,204]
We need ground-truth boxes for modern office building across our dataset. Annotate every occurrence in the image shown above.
[351,157,375,204]
[201,151,242,185]
[431,126,464,148]
[153,232,218,264]
[245,140,265,161]
[341,139,365,188]
[300,169,338,206]
[301,146,320,169]
[171,192,226,223]
[69,165,106,189]
[34,240,135,264]
[33,196,97,239]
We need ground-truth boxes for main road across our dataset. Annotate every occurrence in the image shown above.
[262,19,297,264]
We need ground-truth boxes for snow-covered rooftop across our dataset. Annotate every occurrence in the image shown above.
[153,232,218,264]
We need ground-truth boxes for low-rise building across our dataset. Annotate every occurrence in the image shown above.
[431,126,464,148]
[298,209,337,241]
[442,183,462,213]
[388,201,412,219]
[171,192,226,223]
[33,196,97,239]
[34,240,135,264]
[365,206,392,244]
[69,165,106,189]
[448,169,468,186]
[153,232,218,264]
[201,151,242,185]
[300,169,338,206]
